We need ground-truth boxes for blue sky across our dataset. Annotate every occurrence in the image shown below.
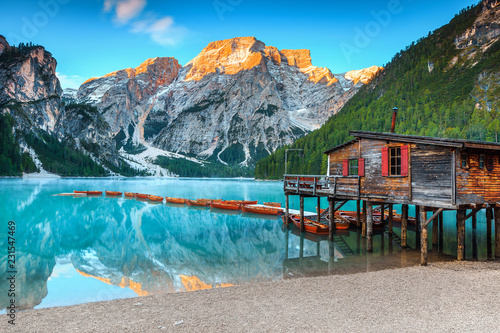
[1,0,480,89]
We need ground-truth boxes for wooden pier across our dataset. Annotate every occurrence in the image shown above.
[284,131,500,265]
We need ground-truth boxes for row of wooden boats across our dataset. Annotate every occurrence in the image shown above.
[72,190,283,216]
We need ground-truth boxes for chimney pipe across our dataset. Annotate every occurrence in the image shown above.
[391,107,398,133]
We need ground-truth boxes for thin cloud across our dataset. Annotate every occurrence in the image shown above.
[104,0,147,24]
[103,1,187,46]
[131,15,186,46]
[56,72,85,90]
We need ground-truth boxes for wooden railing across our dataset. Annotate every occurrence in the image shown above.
[284,174,361,198]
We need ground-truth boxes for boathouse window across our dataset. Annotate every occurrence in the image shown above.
[480,154,485,169]
[461,153,469,168]
[382,145,408,177]
[390,147,401,176]
[349,159,358,175]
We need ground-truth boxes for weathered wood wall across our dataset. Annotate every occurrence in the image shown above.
[411,144,453,205]
[456,150,500,204]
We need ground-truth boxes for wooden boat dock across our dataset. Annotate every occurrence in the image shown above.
[284,130,500,265]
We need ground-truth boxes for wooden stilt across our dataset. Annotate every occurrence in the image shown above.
[316,197,321,223]
[299,196,305,232]
[421,208,428,266]
[362,201,367,237]
[285,229,289,259]
[415,206,421,249]
[381,231,385,256]
[487,208,492,260]
[367,202,373,252]
[329,199,335,241]
[494,207,500,259]
[299,233,304,261]
[438,211,444,252]
[381,204,385,222]
[388,203,393,234]
[432,212,438,246]
[472,211,478,260]
[285,194,290,228]
[457,209,466,261]
[356,200,361,228]
[401,204,408,248]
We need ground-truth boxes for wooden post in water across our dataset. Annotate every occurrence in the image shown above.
[432,212,439,246]
[472,211,478,260]
[421,208,428,266]
[388,203,393,234]
[317,197,321,223]
[362,201,367,237]
[285,194,290,228]
[457,209,466,261]
[486,208,492,260]
[494,207,500,259]
[401,204,408,248]
[367,202,373,252]
[300,196,305,232]
[356,200,361,228]
[329,198,335,241]
[415,206,421,249]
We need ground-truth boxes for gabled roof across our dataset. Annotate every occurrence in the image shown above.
[323,139,358,154]
[323,131,500,154]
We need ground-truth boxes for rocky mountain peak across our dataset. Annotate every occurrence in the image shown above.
[0,35,10,56]
[345,65,384,85]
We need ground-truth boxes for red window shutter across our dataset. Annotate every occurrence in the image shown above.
[342,159,348,176]
[358,158,365,177]
[401,145,409,177]
[381,147,389,176]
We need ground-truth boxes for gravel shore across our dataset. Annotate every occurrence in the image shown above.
[8,261,500,332]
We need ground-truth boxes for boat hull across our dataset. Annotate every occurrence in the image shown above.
[241,206,282,215]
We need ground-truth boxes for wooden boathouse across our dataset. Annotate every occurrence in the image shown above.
[283,130,500,265]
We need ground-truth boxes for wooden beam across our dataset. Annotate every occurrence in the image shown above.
[285,194,290,228]
[432,212,438,246]
[362,201,367,237]
[457,209,466,261]
[388,203,393,234]
[495,207,500,259]
[367,202,373,252]
[300,196,305,232]
[464,207,482,221]
[438,211,444,252]
[415,206,421,249]
[356,200,361,228]
[401,204,408,248]
[421,209,428,266]
[487,208,492,260]
[422,208,444,228]
[317,197,321,223]
[329,199,335,241]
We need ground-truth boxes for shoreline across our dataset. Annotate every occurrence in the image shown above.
[12,261,500,332]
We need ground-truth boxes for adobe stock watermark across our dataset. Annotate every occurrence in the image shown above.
[213,0,243,21]
[340,0,406,62]
[7,0,71,45]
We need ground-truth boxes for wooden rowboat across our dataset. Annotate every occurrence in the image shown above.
[288,214,329,235]
[136,193,149,199]
[210,201,241,211]
[263,202,281,207]
[105,191,122,196]
[124,192,136,197]
[148,195,164,202]
[187,199,209,207]
[241,205,282,215]
[74,190,102,195]
[223,200,258,205]
[165,197,186,204]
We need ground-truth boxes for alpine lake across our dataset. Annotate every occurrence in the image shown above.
[0,177,494,312]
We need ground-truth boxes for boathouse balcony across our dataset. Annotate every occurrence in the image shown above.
[284,175,361,199]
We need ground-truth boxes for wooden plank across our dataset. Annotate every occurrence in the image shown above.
[317,197,321,223]
[362,200,367,237]
[356,200,361,228]
[415,206,421,249]
[432,213,438,246]
[329,199,335,241]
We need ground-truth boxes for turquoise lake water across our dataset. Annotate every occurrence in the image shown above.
[0,178,494,312]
